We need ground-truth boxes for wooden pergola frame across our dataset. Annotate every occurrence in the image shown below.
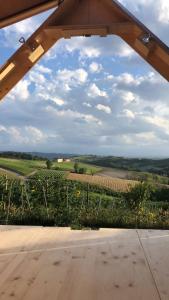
[0,0,168,101]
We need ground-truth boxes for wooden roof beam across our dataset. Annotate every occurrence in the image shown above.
[45,22,141,38]
[0,0,59,29]
[0,0,168,101]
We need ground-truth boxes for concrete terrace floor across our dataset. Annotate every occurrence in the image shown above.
[0,226,169,300]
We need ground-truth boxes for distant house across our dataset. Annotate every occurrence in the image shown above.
[57,158,63,163]
[57,158,71,163]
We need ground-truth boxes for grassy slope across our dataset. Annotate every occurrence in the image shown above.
[53,161,102,174]
[0,158,101,176]
[0,158,45,175]
[0,168,18,178]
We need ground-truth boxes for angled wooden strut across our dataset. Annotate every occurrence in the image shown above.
[0,0,169,101]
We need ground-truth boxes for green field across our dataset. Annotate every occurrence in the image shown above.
[0,158,45,175]
[53,161,101,174]
[0,158,101,176]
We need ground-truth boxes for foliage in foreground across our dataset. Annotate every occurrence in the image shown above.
[0,175,169,229]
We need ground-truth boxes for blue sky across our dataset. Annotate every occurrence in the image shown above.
[0,0,169,157]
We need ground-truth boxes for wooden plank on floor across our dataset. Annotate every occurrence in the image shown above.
[0,227,164,300]
[138,229,169,300]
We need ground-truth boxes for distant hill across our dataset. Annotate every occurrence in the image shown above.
[29,152,77,160]
[78,155,169,177]
[0,151,46,161]
[0,151,78,160]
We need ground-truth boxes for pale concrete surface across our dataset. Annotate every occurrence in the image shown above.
[0,226,169,300]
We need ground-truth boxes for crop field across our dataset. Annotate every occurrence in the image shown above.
[0,171,169,228]
[0,156,168,230]
[28,169,138,192]
[67,173,138,192]
[30,169,67,180]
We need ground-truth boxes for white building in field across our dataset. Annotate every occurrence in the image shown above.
[57,158,71,163]
[57,158,63,163]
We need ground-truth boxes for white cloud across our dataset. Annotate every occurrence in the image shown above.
[56,68,88,90]
[88,83,108,98]
[117,41,135,58]
[121,91,135,104]
[80,47,101,58]
[52,98,65,106]
[96,104,112,114]
[7,79,30,101]
[45,106,102,125]
[107,75,114,80]
[29,71,46,85]
[65,38,101,58]
[123,132,157,145]
[83,102,92,108]
[35,65,52,74]
[59,35,135,62]
[0,125,46,145]
[25,126,45,144]
[0,125,7,133]
[123,109,135,119]
[158,0,169,23]
[116,73,140,86]
[144,116,169,134]
[89,62,103,73]
[37,92,65,106]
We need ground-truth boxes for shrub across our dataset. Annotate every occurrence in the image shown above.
[124,182,153,211]
[78,167,87,174]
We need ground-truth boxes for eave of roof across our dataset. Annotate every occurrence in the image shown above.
[0,0,59,29]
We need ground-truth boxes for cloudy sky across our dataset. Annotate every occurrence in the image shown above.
[0,0,169,157]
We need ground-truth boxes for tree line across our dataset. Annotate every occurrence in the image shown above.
[0,151,47,161]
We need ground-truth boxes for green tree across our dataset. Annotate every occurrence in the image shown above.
[46,160,53,170]
[74,162,79,173]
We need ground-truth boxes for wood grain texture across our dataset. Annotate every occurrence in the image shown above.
[0,226,168,299]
